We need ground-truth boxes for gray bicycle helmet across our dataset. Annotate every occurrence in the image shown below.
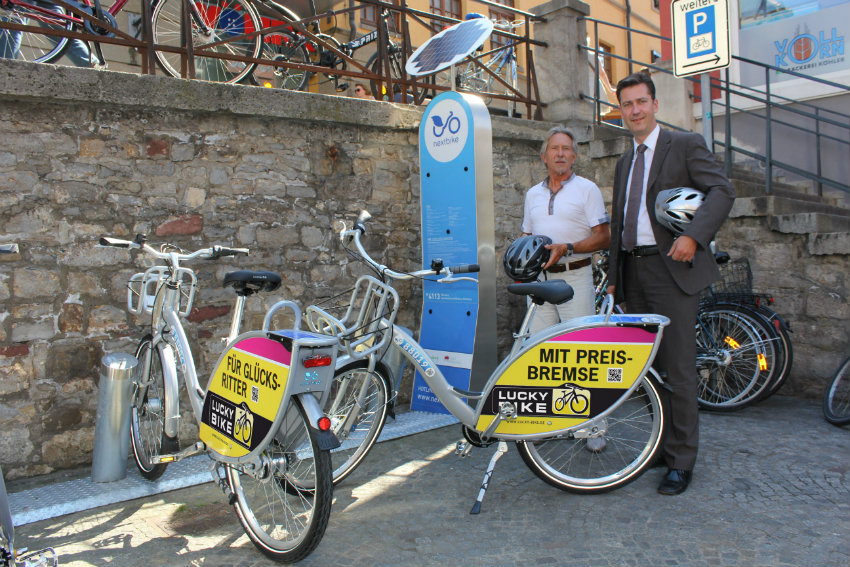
[655,187,705,235]
[503,235,552,282]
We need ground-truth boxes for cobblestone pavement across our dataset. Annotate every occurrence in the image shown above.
[11,395,849,567]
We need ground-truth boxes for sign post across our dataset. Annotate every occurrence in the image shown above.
[672,0,732,145]
[671,0,731,78]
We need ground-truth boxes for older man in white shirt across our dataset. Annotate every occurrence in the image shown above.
[521,126,611,334]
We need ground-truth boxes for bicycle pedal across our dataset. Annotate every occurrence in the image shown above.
[455,440,473,457]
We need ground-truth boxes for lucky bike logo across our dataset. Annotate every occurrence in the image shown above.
[423,98,468,163]
[774,27,845,71]
[394,335,436,377]
[551,383,591,417]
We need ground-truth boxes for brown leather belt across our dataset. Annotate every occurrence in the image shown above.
[546,257,591,273]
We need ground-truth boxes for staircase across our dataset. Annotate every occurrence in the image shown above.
[725,163,850,256]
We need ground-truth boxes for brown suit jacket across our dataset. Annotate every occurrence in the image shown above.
[609,129,736,300]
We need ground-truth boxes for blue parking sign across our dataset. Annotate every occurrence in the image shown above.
[686,6,716,57]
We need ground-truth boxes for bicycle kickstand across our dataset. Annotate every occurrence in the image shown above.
[470,441,509,515]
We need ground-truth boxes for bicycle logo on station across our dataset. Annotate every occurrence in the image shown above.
[431,111,461,137]
[551,383,591,416]
[423,98,468,163]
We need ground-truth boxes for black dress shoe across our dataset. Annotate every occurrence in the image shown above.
[658,468,692,495]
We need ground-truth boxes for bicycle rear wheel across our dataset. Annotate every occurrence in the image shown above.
[823,357,850,426]
[130,337,175,481]
[516,374,665,493]
[254,29,309,90]
[367,48,433,104]
[151,0,262,84]
[1,2,72,63]
[227,397,333,562]
[326,361,390,485]
[695,307,773,411]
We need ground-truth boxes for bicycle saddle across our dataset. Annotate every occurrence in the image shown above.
[223,270,282,296]
[507,280,574,305]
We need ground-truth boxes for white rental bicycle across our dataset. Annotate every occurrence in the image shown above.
[305,211,671,512]
[99,235,341,563]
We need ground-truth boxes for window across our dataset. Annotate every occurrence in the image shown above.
[362,0,402,33]
[599,41,614,83]
[430,0,461,34]
[488,0,515,50]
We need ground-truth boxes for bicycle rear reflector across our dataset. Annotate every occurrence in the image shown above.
[317,416,332,431]
[303,354,333,368]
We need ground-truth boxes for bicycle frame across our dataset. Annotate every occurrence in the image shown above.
[332,213,670,444]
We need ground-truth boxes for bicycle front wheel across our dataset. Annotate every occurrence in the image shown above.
[151,0,262,84]
[130,337,173,481]
[227,397,333,562]
[823,357,850,426]
[326,361,390,485]
[516,374,665,493]
[1,2,72,63]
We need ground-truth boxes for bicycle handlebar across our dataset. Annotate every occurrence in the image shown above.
[339,211,479,283]
[98,236,249,262]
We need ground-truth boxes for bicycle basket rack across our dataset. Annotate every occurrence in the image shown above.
[127,266,197,316]
[701,257,754,303]
[305,275,399,360]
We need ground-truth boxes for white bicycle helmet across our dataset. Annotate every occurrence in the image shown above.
[503,235,552,282]
[655,187,705,235]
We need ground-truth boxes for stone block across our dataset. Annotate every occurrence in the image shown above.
[59,302,84,334]
[806,287,850,320]
[155,214,203,236]
[808,232,850,256]
[40,428,94,468]
[87,305,129,335]
[12,268,61,299]
[47,341,103,384]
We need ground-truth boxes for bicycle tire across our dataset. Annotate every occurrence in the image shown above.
[130,337,171,481]
[151,0,262,84]
[367,49,433,104]
[695,307,774,411]
[516,373,665,494]
[754,306,793,397]
[227,397,333,562]
[708,300,792,400]
[326,360,390,485]
[823,357,850,426]
[253,29,309,90]
[1,1,72,63]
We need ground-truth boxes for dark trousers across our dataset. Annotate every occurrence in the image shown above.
[623,254,700,470]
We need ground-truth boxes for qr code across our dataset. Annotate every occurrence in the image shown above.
[607,368,623,383]
[251,385,259,403]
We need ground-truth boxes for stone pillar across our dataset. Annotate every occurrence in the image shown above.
[531,0,592,125]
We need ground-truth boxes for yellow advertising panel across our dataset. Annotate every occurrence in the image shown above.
[475,325,659,435]
[200,335,291,458]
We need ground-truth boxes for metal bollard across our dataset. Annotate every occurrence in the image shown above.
[92,353,137,483]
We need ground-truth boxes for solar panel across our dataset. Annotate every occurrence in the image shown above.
[405,17,494,77]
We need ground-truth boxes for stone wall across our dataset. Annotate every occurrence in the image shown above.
[0,58,557,479]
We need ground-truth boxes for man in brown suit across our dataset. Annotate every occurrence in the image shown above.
[607,72,735,495]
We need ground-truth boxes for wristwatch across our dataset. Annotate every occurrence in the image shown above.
[566,243,574,256]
